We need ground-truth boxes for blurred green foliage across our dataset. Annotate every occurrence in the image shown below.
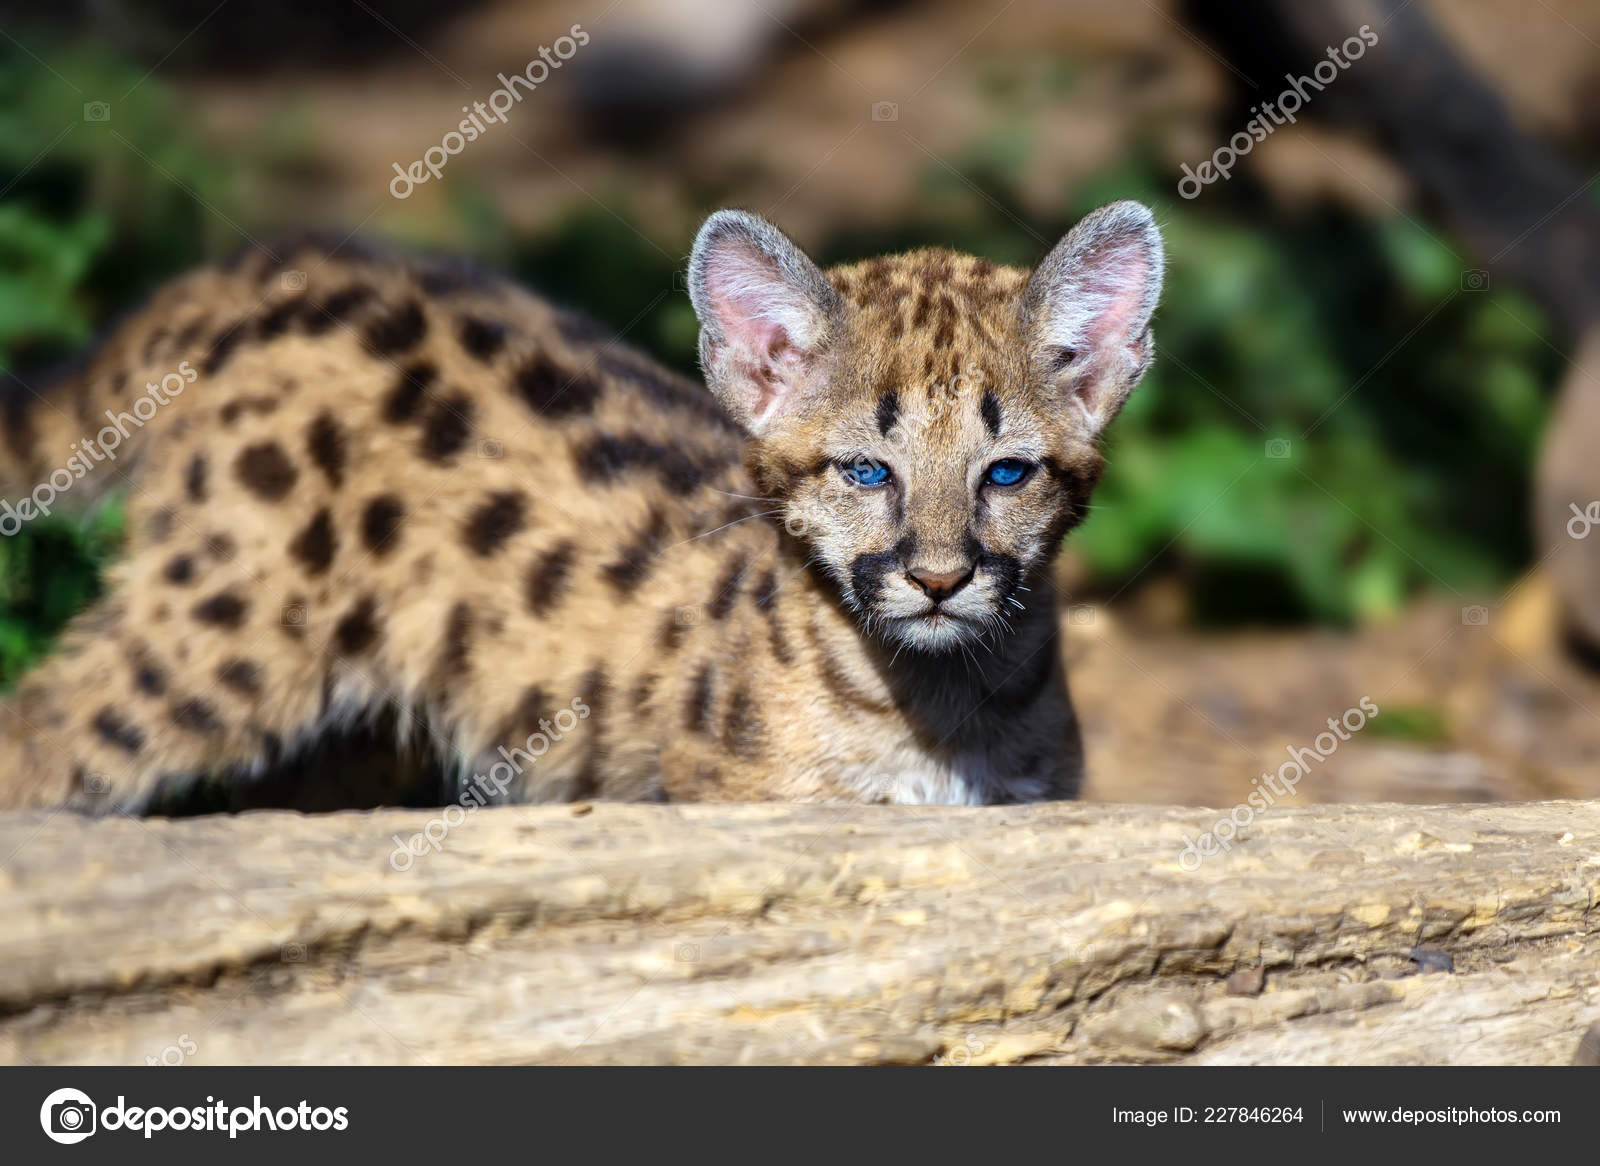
[0,41,1564,688]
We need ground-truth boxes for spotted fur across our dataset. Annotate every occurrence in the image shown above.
[0,203,1161,810]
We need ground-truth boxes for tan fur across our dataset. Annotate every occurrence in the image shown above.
[0,208,1158,811]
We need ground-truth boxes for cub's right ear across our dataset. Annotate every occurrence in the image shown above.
[688,210,842,434]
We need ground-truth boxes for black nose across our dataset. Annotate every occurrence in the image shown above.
[906,565,974,603]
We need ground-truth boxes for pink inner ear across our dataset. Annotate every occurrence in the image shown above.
[1080,241,1151,355]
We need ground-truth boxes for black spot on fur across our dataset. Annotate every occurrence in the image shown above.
[463,490,527,557]
[876,390,900,437]
[383,362,436,423]
[206,533,236,560]
[526,539,577,616]
[514,351,600,417]
[574,433,707,495]
[93,707,144,754]
[362,299,427,356]
[753,569,796,666]
[420,391,474,461]
[133,658,167,696]
[656,610,688,653]
[217,658,261,695]
[457,315,507,361]
[361,495,405,555]
[163,555,195,585]
[685,664,714,734]
[307,412,346,487]
[981,389,1002,437]
[721,686,763,759]
[602,507,669,595]
[335,596,380,655]
[256,296,306,340]
[234,442,297,500]
[430,602,473,693]
[707,553,747,619]
[289,507,338,575]
[184,454,207,502]
[146,507,176,542]
[172,698,223,733]
[192,591,248,628]
[202,321,248,375]
[572,667,608,799]
[174,315,211,354]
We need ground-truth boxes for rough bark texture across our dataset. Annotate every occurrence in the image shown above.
[3,799,1598,1066]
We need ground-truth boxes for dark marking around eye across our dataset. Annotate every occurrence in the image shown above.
[515,352,600,417]
[457,315,508,361]
[981,389,1002,437]
[307,412,347,487]
[463,490,527,557]
[234,442,297,500]
[361,495,405,555]
[421,391,474,461]
[289,507,338,574]
[875,390,900,438]
[362,300,427,356]
[93,707,144,754]
[384,362,436,423]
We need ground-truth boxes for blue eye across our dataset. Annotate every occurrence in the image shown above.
[985,459,1033,487]
[842,458,892,488]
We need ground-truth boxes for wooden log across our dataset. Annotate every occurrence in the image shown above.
[2,800,1597,1065]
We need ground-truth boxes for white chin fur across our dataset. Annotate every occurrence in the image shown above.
[885,612,986,652]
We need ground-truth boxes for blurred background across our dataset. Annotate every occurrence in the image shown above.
[2,0,1599,808]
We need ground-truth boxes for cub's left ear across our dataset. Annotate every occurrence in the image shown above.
[1024,200,1164,433]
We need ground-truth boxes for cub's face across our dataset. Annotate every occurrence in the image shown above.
[689,203,1163,653]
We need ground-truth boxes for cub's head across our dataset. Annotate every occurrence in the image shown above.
[688,201,1163,652]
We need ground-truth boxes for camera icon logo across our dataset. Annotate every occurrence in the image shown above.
[281,603,307,627]
[1265,438,1292,459]
[477,438,504,459]
[1068,605,1096,626]
[279,269,308,292]
[1461,604,1490,626]
[83,101,110,122]
[1460,269,1490,291]
[871,100,899,122]
[281,942,308,963]
[674,943,700,963]
[40,1087,97,1144]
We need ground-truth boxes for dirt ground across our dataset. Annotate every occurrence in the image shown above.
[1074,569,1600,807]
